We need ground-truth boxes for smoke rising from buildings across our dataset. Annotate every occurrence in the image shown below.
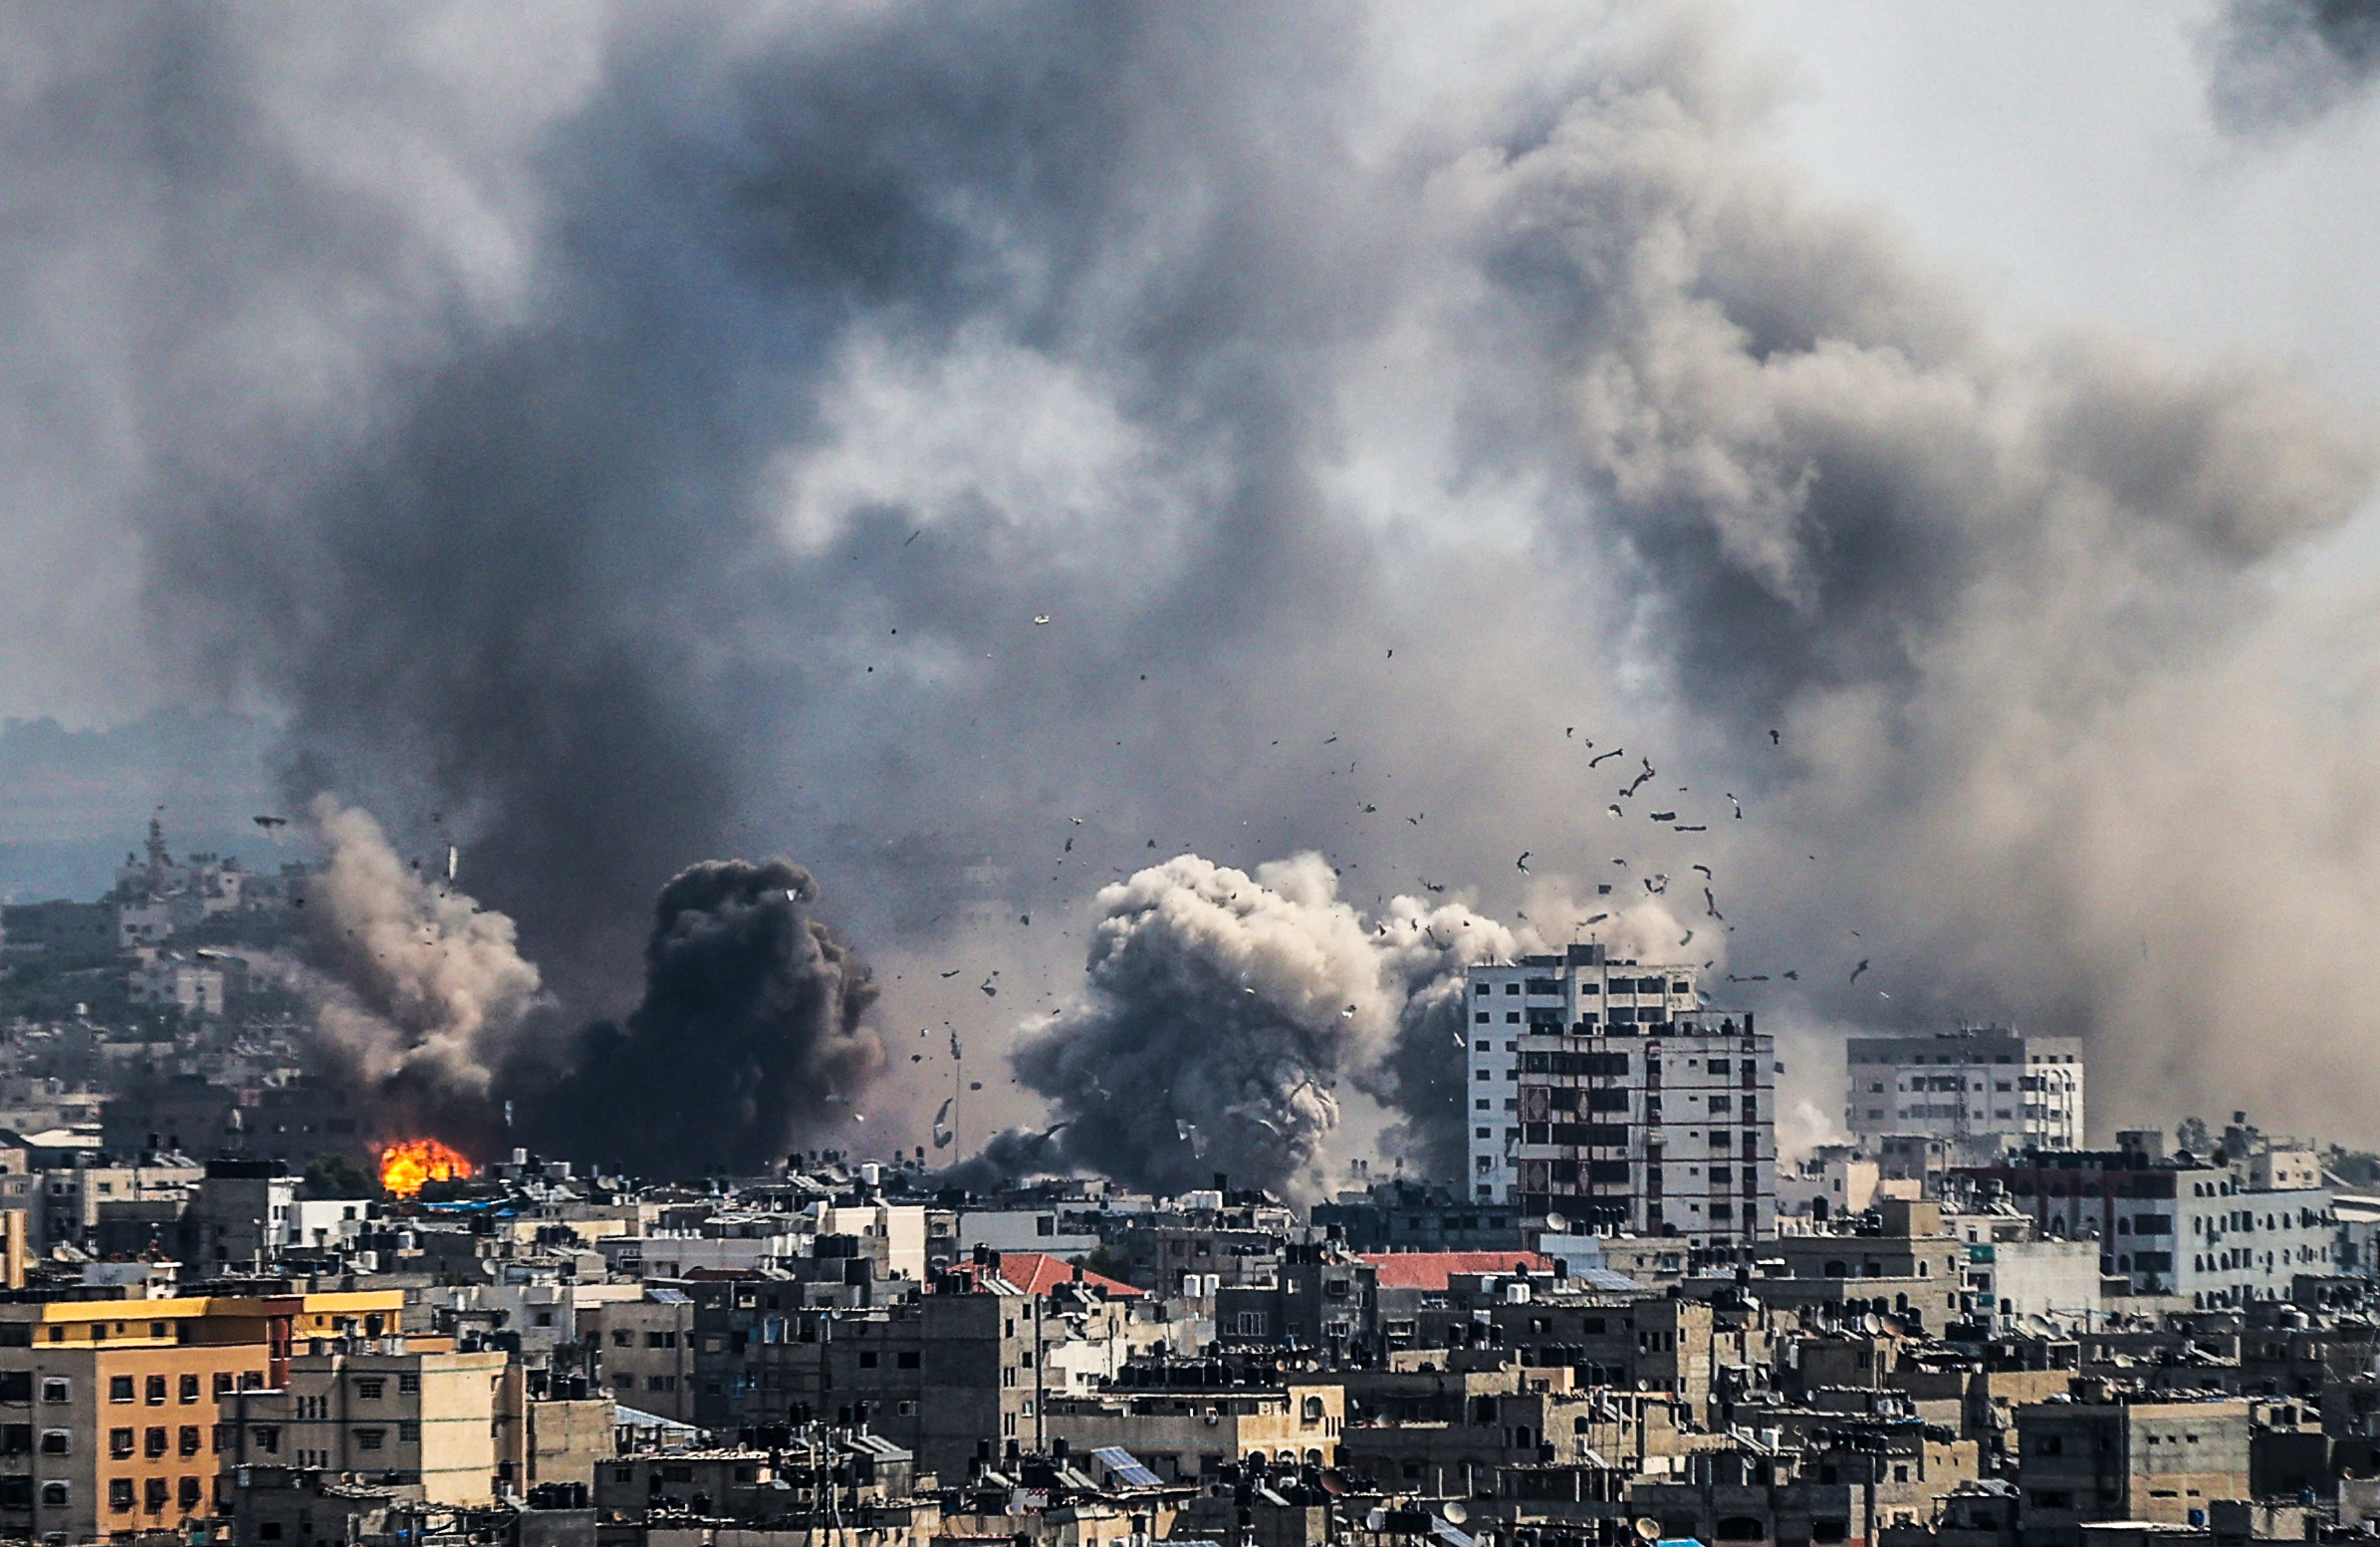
[527,859,884,1176]
[1012,855,1399,1198]
[1,5,2378,1168]
[293,795,547,1108]
[288,806,881,1170]
[1004,854,1697,1197]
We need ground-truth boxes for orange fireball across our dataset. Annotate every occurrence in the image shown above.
[379,1138,474,1197]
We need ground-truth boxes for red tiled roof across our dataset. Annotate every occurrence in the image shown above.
[1359,1251,1552,1290]
[992,1251,1144,1297]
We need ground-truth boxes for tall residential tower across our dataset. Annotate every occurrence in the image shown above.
[1466,945,1774,1247]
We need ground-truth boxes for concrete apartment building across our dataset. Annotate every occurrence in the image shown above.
[2013,1396,2252,1544]
[1467,945,1774,1245]
[223,1338,512,1505]
[1845,1027,2084,1154]
[1956,1132,2335,1306]
[0,1289,403,1543]
[1040,1369,1344,1482]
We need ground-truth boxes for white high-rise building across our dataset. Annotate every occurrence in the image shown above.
[1465,945,1775,1246]
[1844,1027,2083,1152]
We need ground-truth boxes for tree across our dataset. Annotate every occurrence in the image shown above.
[302,1152,375,1199]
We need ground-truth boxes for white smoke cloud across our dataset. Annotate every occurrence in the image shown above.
[291,795,546,1097]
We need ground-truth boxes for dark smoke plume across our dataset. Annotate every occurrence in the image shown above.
[1012,855,1397,1199]
[523,859,883,1174]
[5,5,2380,1160]
[2204,0,2380,132]
[934,1125,1073,1194]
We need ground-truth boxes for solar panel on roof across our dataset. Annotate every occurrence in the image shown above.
[1091,1446,1163,1487]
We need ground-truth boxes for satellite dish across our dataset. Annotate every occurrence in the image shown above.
[1544,1212,1569,1234]
[1862,1312,1883,1336]
[1636,1519,1661,1542]
[1444,1503,1471,1524]
[1318,1468,1351,1497]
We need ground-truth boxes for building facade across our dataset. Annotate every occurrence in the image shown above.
[1844,1027,2083,1152]
[1467,946,1774,1245]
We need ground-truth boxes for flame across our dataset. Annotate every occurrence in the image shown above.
[378,1138,474,1197]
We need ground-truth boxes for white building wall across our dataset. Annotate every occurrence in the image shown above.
[1845,1031,2082,1151]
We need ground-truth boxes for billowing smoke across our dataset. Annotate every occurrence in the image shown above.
[1013,855,1399,1198]
[934,1125,1073,1194]
[1358,897,1524,1185]
[286,809,882,1170]
[525,859,883,1175]
[2204,0,2380,132]
[291,795,546,1117]
[4,4,2380,1160]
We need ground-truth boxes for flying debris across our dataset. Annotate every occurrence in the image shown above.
[979,978,998,997]
[1783,970,1800,981]
[1726,794,1743,819]
[1678,929,1694,946]
[1588,748,1623,768]
[252,815,287,831]
[1033,614,1052,625]
[1704,889,1724,920]
[1407,813,1423,825]
[939,969,961,978]
[1606,804,1621,819]
[1585,912,1609,924]
[1648,811,1677,823]
[1770,729,1781,745]
[1515,852,1531,874]
[1673,824,1706,832]
[1849,958,1871,984]
[1692,865,1713,879]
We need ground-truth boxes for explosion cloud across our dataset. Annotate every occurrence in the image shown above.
[2,5,2378,1165]
[525,859,883,1176]
[293,795,546,1109]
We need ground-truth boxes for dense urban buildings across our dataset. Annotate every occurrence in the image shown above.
[5,816,2380,1547]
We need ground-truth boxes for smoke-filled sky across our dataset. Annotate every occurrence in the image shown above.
[5,2,2380,1174]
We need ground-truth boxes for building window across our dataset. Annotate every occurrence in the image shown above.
[213,1374,234,1399]
[252,1425,279,1453]
[37,1481,69,1509]
[38,1429,68,1454]
[398,1421,420,1442]
[178,1476,201,1509]
[108,1479,133,1511]
[145,1426,167,1458]
[40,1379,69,1404]
[397,1374,419,1395]
[111,1427,134,1459]
[858,1352,879,1369]
[178,1375,199,1404]
[179,1426,200,1456]
[110,1377,134,1404]
[144,1477,167,1511]
[145,1376,166,1405]
[897,1351,920,1369]
[356,1428,385,1451]
[355,1380,384,1400]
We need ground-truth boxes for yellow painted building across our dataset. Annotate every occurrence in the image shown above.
[0,1289,404,1542]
